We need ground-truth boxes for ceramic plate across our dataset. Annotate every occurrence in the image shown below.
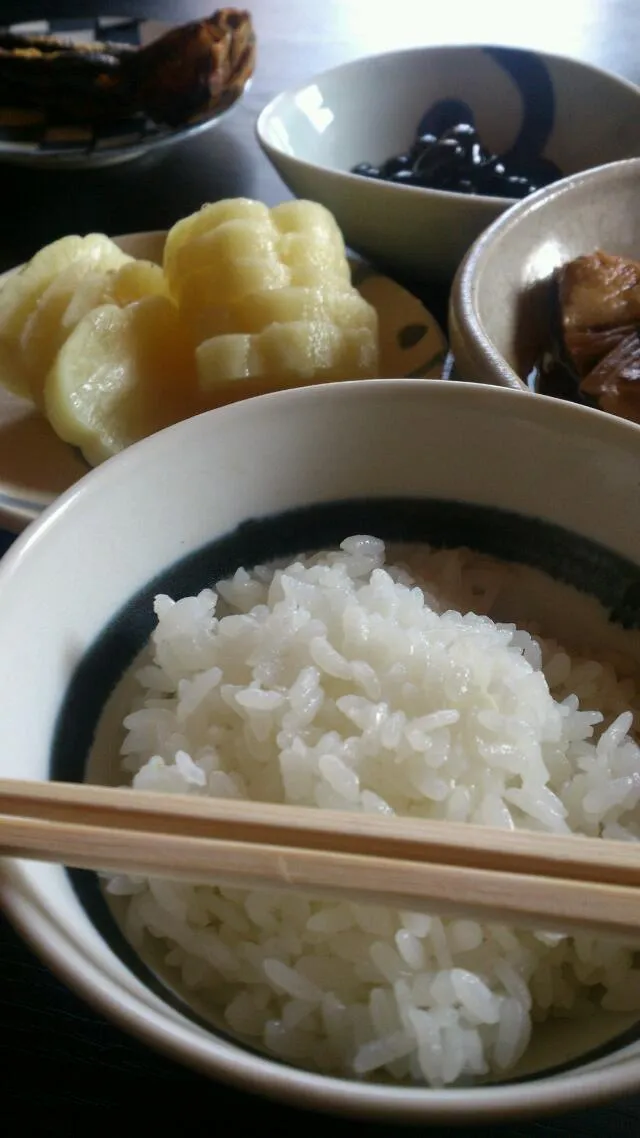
[0,231,447,532]
[0,18,250,168]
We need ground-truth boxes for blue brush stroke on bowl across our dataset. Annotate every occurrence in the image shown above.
[417,47,557,182]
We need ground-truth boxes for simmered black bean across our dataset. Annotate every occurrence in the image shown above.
[351,112,562,199]
[380,154,412,177]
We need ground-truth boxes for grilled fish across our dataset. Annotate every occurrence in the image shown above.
[0,9,255,127]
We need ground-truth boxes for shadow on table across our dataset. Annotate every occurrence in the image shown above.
[0,124,256,271]
[0,911,639,1138]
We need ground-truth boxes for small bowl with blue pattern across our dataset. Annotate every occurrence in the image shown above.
[257,46,640,281]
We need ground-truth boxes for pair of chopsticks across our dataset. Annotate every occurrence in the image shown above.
[1,777,640,940]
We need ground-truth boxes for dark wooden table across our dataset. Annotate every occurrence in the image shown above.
[3,1,640,1132]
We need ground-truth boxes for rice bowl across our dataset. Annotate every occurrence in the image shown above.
[3,379,640,1122]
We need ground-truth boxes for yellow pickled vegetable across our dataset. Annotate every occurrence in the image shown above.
[45,296,197,467]
[0,198,380,466]
[163,197,378,402]
[0,234,132,396]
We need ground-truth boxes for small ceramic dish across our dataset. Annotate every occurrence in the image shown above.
[3,380,640,1122]
[0,232,446,533]
[257,46,640,281]
[449,157,640,392]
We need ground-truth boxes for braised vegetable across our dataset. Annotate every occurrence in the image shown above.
[534,251,640,423]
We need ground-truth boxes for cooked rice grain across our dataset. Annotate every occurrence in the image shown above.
[108,536,640,1086]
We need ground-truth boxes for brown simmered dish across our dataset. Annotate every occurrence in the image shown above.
[535,251,640,423]
[0,9,255,127]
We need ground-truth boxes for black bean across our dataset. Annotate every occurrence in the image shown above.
[504,154,562,186]
[414,138,465,180]
[504,174,536,198]
[415,133,438,150]
[389,169,419,184]
[479,156,506,176]
[350,108,563,199]
[440,123,478,149]
[351,162,381,178]
[469,142,487,167]
[380,154,411,177]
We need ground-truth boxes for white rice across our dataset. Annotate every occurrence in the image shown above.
[107,536,640,1086]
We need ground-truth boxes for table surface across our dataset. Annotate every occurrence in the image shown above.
[3,1,640,1132]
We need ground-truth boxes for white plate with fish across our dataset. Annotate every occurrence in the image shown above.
[0,13,254,168]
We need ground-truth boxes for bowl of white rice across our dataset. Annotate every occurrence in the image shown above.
[3,378,640,1123]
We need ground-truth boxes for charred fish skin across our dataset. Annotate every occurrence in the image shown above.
[0,32,136,71]
[0,56,133,122]
[0,31,132,120]
[0,8,255,127]
[0,31,135,57]
[129,11,256,127]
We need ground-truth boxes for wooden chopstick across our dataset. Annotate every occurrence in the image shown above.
[1,778,640,939]
[1,777,639,885]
